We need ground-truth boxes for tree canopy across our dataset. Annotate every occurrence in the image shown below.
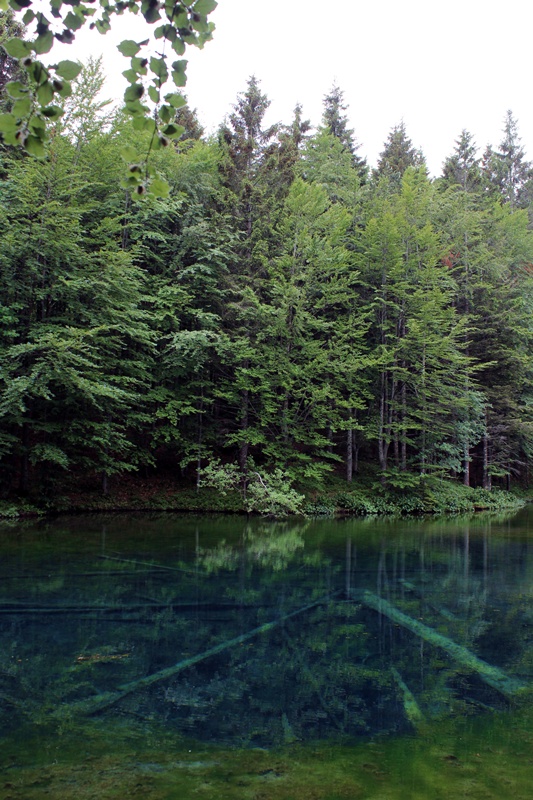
[1,48,533,507]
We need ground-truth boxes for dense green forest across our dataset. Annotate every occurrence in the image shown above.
[2,20,533,512]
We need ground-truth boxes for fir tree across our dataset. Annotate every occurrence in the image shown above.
[374,121,425,184]
[321,83,367,182]
[441,129,481,194]
[174,96,205,144]
[217,77,293,471]
[482,111,532,209]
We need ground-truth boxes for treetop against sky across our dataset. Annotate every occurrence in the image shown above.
[2,1,533,177]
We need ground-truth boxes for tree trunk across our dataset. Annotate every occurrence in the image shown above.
[483,414,491,490]
[238,388,249,473]
[401,378,407,471]
[353,590,525,697]
[463,441,470,487]
[196,392,204,492]
[19,423,29,494]
[346,427,353,483]
[378,375,389,475]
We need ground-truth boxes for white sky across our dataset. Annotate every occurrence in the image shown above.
[39,0,533,176]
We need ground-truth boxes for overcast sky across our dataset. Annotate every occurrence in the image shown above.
[46,0,533,176]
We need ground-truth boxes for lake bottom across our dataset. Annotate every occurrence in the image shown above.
[2,703,532,800]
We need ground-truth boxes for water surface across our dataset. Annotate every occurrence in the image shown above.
[1,509,532,798]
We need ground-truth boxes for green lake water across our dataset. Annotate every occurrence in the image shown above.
[1,509,532,798]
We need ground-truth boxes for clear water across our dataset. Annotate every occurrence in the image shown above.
[1,509,532,798]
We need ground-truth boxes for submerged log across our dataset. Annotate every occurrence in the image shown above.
[0,601,261,615]
[353,590,526,698]
[390,667,425,728]
[98,554,201,574]
[66,593,336,717]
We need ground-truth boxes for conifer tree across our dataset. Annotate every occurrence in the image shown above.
[361,168,472,481]
[441,129,481,194]
[482,111,532,209]
[285,103,311,150]
[174,97,205,144]
[374,121,425,184]
[321,83,367,182]
[217,77,296,471]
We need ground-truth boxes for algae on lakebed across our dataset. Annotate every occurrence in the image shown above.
[1,706,532,800]
[2,509,533,798]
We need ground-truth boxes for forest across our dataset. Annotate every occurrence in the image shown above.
[2,9,533,515]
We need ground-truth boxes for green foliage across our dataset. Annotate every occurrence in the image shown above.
[374,120,425,183]
[334,490,381,514]
[0,0,217,195]
[1,58,533,511]
[303,497,337,516]
[199,458,305,517]
[422,479,524,514]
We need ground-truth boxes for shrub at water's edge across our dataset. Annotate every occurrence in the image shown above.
[0,471,526,519]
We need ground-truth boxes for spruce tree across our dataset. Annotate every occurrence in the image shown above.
[217,77,296,471]
[322,83,367,182]
[374,121,425,184]
[441,129,481,194]
[174,97,205,144]
[482,111,532,209]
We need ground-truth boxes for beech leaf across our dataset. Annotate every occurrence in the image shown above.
[3,38,31,58]
[193,0,218,14]
[165,93,186,109]
[120,146,139,163]
[149,177,170,198]
[55,60,82,80]
[33,31,54,55]
[117,40,141,57]
[25,134,46,158]
[0,113,17,133]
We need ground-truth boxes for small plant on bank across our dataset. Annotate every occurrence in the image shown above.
[198,458,305,517]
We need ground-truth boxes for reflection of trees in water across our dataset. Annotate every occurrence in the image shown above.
[0,514,532,744]
[197,521,309,573]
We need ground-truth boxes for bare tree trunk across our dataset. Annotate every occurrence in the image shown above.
[378,375,389,475]
[483,415,491,490]
[19,423,29,494]
[463,441,470,487]
[196,392,204,492]
[393,410,399,467]
[238,388,249,473]
[401,379,407,471]
[346,427,353,483]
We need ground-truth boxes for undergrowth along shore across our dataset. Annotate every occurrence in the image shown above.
[0,474,527,520]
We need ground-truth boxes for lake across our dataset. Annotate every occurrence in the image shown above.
[1,508,532,799]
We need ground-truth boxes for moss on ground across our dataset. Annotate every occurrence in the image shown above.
[2,705,533,800]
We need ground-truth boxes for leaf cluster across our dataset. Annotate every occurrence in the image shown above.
[0,0,217,194]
